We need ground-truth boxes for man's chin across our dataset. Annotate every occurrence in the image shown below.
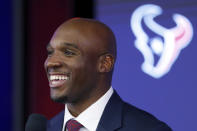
[50,95,68,104]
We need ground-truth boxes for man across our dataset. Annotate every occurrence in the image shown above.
[44,18,172,131]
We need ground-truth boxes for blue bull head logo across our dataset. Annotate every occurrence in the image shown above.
[130,4,193,78]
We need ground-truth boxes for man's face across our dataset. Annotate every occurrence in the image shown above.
[44,26,100,103]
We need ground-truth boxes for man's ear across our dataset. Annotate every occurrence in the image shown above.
[97,54,115,73]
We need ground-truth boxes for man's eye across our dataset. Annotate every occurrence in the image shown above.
[64,50,76,56]
[47,50,53,56]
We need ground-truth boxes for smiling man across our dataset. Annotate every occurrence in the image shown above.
[44,18,171,131]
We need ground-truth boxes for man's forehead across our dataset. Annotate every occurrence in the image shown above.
[50,22,101,47]
[48,29,102,54]
[47,42,79,50]
[49,27,81,46]
[48,18,116,57]
[57,18,111,36]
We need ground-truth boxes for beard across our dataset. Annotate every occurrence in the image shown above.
[50,93,79,104]
[50,94,68,104]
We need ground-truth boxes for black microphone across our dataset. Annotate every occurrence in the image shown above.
[25,114,47,131]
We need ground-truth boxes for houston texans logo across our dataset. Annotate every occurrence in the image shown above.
[130,4,193,78]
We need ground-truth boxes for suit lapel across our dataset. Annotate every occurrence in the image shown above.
[96,91,123,131]
[47,111,64,131]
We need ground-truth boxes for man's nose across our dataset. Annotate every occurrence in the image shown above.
[46,60,62,68]
[45,55,62,69]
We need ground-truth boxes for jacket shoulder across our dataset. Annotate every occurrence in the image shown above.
[47,110,64,131]
[121,102,172,131]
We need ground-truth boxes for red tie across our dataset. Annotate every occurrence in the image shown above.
[66,119,83,131]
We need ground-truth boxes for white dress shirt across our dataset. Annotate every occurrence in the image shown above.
[62,87,114,131]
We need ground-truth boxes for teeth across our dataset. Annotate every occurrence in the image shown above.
[49,75,68,81]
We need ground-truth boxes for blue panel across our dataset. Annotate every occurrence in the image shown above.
[0,0,12,130]
[96,0,197,130]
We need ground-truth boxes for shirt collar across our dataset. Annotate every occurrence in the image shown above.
[63,87,114,131]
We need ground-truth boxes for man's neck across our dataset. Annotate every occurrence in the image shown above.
[67,86,110,117]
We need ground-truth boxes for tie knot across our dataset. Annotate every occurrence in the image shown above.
[66,119,83,131]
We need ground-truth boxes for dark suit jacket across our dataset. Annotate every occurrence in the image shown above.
[47,91,172,131]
